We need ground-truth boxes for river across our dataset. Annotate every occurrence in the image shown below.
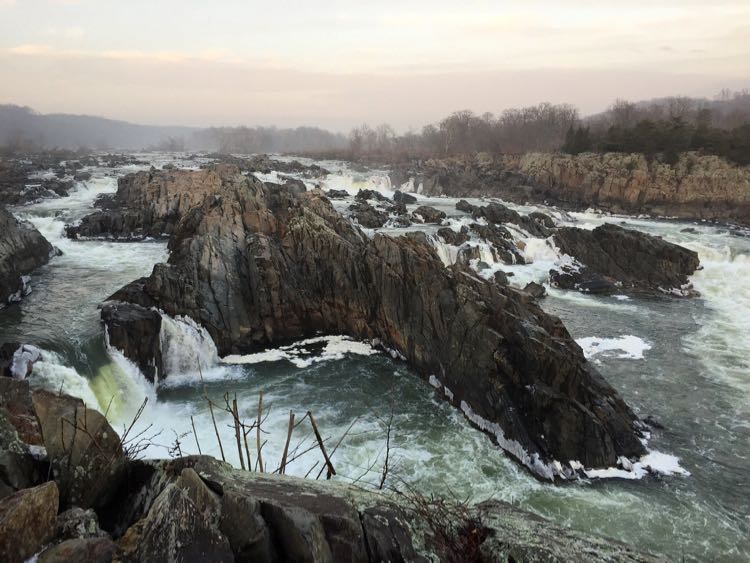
[2,153,748,560]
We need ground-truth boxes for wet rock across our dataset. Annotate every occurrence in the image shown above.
[470,224,525,265]
[393,190,417,204]
[493,270,509,285]
[355,189,390,203]
[437,226,469,246]
[325,189,349,199]
[102,169,647,477]
[551,223,700,295]
[38,537,116,563]
[209,154,329,178]
[0,481,59,563]
[680,227,699,234]
[100,296,162,382]
[412,205,446,224]
[0,206,55,306]
[523,282,546,299]
[348,202,388,228]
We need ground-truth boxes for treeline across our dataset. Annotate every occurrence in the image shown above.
[345,90,750,165]
[562,121,750,165]
[562,91,750,165]
[348,103,579,158]
[191,126,347,154]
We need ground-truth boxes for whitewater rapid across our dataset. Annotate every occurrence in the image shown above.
[5,154,749,560]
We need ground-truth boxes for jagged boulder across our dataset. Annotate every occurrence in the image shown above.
[348,202,388,228]
[393,190,417,204]
[65,164,244,240]
[551,223,700,295]
[412,205,446,224]
[102,169,647,478]
[0,207,55,306]
[0,481,59,563]
[31,390,126,509]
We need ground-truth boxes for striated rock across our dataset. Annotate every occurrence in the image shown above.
[31,390,126,509]
[0,206,55,306]
[469,224,525,265]
[102,169,647,477]
[324,189,349,199]
[400,152,750,226]
[65,164,245,240]
[348,202,388,228]
[551,224,700,295]
[355,188,390,203]
[0,481,59,563]
[117,482,233,562]
[437,226,469,246]
[412,205,446,224]
[101,456,659,563]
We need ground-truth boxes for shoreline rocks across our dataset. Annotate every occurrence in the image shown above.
[0,206,55,307]
[0,380,660,561]
[100,167,648,479]
[389,151,750,226]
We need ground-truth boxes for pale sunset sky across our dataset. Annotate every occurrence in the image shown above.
[1,0,748,130]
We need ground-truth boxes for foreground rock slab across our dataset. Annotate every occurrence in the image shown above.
[0,481,59,563]
[0,383,659,562]
[102,167,647,479]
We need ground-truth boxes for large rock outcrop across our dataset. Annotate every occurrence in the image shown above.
[550,224,701,295]
[101,167,647,479]
[65,165,241,240]
[392,152,750,226]
[0,206,55,307]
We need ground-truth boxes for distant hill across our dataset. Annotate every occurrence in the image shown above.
[0,105,196,151]
[0,105,348,153]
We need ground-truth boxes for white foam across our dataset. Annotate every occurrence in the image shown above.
[584,450,690,480]
[159,313,219,379]
[29,350,100,410]
[222,335,379,368]
[576,335,652,360]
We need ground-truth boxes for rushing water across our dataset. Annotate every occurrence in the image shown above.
[1,153,748,560]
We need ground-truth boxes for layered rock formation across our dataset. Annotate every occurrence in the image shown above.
[65,166,240,240]
[392,152,750,226]
[0,207,55,307]
[0,379,658,561]
[101,166,648,479]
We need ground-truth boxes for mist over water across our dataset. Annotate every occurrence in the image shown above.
[2,154,749,560]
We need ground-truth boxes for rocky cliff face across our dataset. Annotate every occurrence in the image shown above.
[393,152,750,226]
[0,207,55,307]
[65,165,234,240]
[101,167,648,479]
[0,377,659,562]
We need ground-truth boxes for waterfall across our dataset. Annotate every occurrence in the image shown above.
[159,313,219,377]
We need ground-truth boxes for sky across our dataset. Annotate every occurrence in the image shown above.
[0,0,748,131]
